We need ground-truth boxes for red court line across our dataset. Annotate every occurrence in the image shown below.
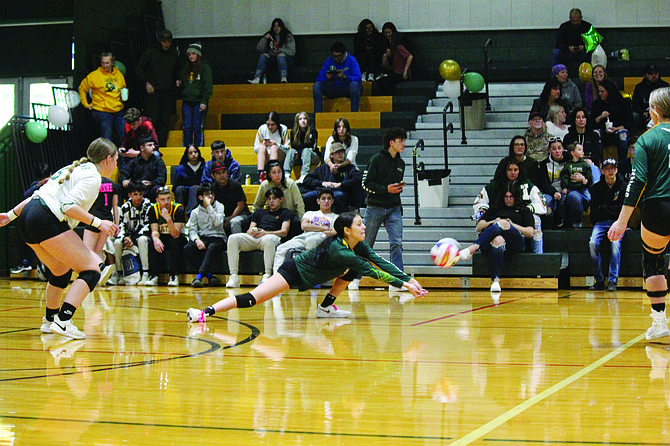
[411,297,527,326]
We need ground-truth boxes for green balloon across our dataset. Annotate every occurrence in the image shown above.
[463,72,485,93]
[115,61,127,76]
[581,26,603,53]
[25,121,47,143]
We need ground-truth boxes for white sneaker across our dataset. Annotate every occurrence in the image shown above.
[490,281,501,293]
[144,275,158,286]
[137,272,150,286]
[40,317,53,334]
[107,271,120,285]
[167,275,179,286]
[98,265,115,286]
[361,72,368,81]
[646,310,670,340]
[261,273,272,283]
[348,278,359,290]
[295,175,306,184]
[50,315,86,339]
[316,304,351,318]
[248,77,260,84]
[280,76,287,83]
[226,274,240,288]
[187,308,206,323]
[458,249,472,261]
[368,73,375,82]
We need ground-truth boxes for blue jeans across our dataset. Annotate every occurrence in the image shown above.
[91,110,125,146]
[363,205,403,270]
[565,189,591,228]
[313,81,362,112]
[544,192,566,227]
[303,189,347,214]
[477,221,527,281]
[182,101,206,147]
[589,220,623,285]
[255,53,289,78]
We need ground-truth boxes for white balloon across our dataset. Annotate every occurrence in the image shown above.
[65,90,80,108]
[443,80,461,98]
[591,44,607,69]
[48,105,70,127]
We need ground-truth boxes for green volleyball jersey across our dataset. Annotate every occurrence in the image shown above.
[624,123,670,207]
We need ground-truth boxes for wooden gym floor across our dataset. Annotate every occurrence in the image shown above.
[1,278,669,445]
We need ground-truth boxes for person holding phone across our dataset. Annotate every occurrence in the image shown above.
[349,127,407,291]
[313,42,363,112]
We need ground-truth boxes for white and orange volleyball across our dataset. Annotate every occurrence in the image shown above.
[430,238,461,268]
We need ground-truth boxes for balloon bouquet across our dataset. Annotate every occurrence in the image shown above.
[439,59,486,97]
[25,89,82,143]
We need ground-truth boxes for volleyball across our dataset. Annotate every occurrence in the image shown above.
[430,238,461,268]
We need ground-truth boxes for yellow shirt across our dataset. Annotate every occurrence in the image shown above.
[78,67,126,113]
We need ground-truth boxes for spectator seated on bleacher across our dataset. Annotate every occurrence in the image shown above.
[460,183,536,294]
[588,159,626,292]
[254,111,289,181]
[253,160,305,219]
[248,18,295,84]
[545,105,570,140]
[525,112,551,162]
[473,156,545,253]
[530,78,567,123]
[529,139,567,229]
[226,187,292,288]
[272,188,338,274]
[118,135,167,201]
[284,112,319,183]
[146,187,187,287]
[201,139,241,184]
[353,19,385,82]
[112,182,152,286]
[552,8,593,66]
[183,183,227,288]
[172,144,205,215]
[210,161,251,235]
[119,108,160,173]
[590,79,634,161]
[563,107,603,182]
[313,41,363,113]
[632,63,669,131]
[373,22,413,96]
[492,136,533,187]
[301,142,363,213]
[323,117,359,171]
[552,64,582,115]
[585,64,610,111]
[561,143,592,228]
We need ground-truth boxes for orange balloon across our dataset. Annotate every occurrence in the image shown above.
[579,62,593,84]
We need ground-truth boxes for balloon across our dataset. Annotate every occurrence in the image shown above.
[65,90,80,108]
[442,80,461,98]
[591,44,607,69]
[578,62,592,84]
[115,61,126,76]
[581,26,603,53]
[439,60,461,81]
[26,121,47,143]
[463,72,485,93]
[48,105,69,127]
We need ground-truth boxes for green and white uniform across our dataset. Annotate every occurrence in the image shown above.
[624,123,670,207]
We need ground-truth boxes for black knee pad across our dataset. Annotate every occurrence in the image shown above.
[341,269,358,282]
[48,270,72,289]
[236,292,257,308]
[643,248,666,280]
[78,270,101,292]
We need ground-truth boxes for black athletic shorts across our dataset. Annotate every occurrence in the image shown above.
[17,197,70,245]
[277,257,304,289]
[642,198,670,237]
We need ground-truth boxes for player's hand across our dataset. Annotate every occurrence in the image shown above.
[404,280,429,298]
[99,220,118,237]
[608,220,626,242]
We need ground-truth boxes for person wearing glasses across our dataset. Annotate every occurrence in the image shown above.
[313,42,363,113]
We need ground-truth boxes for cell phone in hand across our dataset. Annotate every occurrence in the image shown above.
[398,181,406,186]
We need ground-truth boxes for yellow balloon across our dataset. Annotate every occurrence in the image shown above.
[579,62,592,84]
[439,60,461,81]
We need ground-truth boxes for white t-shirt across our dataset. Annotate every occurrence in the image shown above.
[302,210,337,229]
[35,162,102,229]
[254,123,289,154]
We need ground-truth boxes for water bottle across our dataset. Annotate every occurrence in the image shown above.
[245,174,251,185]
[533,214,542,242]
[262,74,267,84]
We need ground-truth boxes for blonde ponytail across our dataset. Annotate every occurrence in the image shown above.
[58,157,89,184]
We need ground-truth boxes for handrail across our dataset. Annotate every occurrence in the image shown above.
[483,38,493,111]
[412,139,424,225]
[458,69,467,144]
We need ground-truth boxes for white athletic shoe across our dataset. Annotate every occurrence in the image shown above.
[40,317,53,334]
[50,315,86,340]
[167,275,179,287]
[646,309,670,340]
[187,308,206,323]
[226,274,240,288]
[348,279,359,290]
[490,281,501,293]
[144,275,158,286]
[280,76,288,83]
[248,77,260,84]
[137,272,150,286]
[315,304,351,318]
[458,249,472,261]
[107,271,121,285]
[98,265,115,286]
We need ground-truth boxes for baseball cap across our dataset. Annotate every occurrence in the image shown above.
[644,63,659,74]
[330,142,346,153]
[528,111,545,121]
[602,158,617,168]
[211,160,227,172]
[158,29,173,41]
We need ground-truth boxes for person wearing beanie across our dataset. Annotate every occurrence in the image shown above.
[552,64,582,115]
[136,29,180,147]
[179,42,213,147]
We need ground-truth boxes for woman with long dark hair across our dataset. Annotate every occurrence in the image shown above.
[530,78,566,121]
[249,18,296,84]
[180,42,213,147]
[590,79,634,161]
[324,117,359,172]
[253,160,304,218]
[375,22,413,95]
[172,144,206,212]
[353,19,385,82]
[187,212,427,322]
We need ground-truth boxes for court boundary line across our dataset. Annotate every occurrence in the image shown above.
[448,333,646,446]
